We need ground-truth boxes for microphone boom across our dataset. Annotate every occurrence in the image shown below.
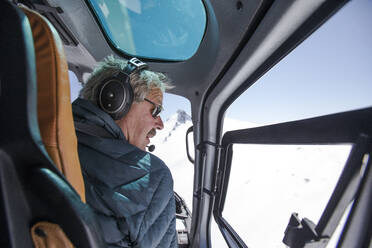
[147,144,155,152]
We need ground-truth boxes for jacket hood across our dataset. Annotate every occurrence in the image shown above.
[72,97,150,185]
[72,98,125,140]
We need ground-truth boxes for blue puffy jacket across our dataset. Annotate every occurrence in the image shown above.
[72,98,177,248]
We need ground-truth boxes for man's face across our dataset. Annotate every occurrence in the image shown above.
[117,88,164,150]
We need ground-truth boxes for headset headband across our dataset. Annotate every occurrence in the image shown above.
[124,57,148,75]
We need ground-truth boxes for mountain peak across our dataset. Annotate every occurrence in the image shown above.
[176,109,191,124]
[157,109,192,143]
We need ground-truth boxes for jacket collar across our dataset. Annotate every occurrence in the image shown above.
[72,98,125,140]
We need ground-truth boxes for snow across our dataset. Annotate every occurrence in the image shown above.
[152,110,195,208]
[152,110,352,248]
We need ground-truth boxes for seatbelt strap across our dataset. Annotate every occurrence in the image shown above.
[74,122,115,138]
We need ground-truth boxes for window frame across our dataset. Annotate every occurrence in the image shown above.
[84,0,207,62]
[214,107,372,247]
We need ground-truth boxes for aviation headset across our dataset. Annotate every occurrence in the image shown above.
[97,57,148,120]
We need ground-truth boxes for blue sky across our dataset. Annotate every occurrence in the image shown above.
[71,0,371,125]
[163,0,372,125]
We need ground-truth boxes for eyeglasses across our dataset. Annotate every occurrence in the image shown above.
[144,98,163,118]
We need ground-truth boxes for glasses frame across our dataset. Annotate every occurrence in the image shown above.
[144,98,163,118]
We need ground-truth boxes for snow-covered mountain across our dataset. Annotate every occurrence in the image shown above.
[156,109,192,144]
[152,110,351,248]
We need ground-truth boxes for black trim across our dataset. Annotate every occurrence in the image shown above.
[196,140,223,154]
[186,126,195,164]
[222,107,372,146]
[336,147,372,248]
[215,217,248,248]
[316,135,370,236]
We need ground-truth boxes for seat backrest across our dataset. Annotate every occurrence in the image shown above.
[0,2,104,247]
[21,6,85,202]
[0,3,37,246]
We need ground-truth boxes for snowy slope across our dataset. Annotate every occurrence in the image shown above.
[152,110,194,207]
[152,110,351,248]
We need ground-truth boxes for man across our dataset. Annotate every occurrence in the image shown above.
[72,56,177,247]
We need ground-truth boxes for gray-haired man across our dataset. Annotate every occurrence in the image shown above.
[72,56,177,248]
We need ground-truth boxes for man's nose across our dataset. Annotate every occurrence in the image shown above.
[155,116,164,130]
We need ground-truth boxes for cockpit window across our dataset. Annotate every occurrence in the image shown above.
[87,0,207,61]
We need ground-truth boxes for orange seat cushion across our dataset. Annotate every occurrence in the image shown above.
[22,7,85,202]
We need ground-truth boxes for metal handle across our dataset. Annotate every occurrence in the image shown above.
[186,126,194,164]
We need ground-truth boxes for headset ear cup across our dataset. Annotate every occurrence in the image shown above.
[96,58,146,120]
[114,81,133,120]
[97,76,134,120]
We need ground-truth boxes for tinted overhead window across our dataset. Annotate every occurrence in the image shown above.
[87,0,206,61]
